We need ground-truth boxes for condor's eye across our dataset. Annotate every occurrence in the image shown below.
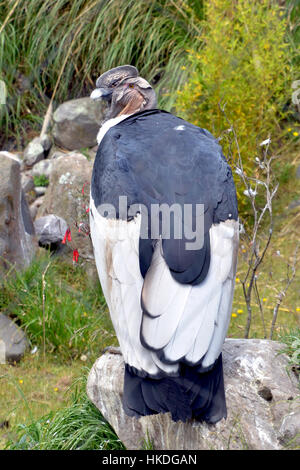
[128,83,134,88]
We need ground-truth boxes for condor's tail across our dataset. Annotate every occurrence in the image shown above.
[122,353,226,424]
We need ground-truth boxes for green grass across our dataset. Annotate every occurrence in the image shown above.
[1,0,299,149]
[0,252,122,450]
[0,252,116,363]
[0,354,84,448]
[0,252,121,449]
[4,373,124,450]
[0,0,204,147]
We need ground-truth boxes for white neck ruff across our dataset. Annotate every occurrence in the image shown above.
[96,115,130,145]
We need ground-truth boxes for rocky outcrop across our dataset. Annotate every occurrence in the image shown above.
[0,152,36,273]
[87,339,300,450]
[52,97,105,150]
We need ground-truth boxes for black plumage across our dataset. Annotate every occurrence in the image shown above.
[123,355,226,423]
[91,109,237,285]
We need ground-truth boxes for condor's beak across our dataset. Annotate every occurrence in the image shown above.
[90,87,112,101]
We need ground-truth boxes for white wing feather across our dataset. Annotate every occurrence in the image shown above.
[90,193,238,375]
[141,220,238,367]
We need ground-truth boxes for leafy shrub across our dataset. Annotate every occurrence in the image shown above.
[285,0,300,70]
[175,0,293,209]
[33,174,49,187]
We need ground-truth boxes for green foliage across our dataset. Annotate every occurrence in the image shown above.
[274,162,295,185]
[33,174,49,187]
[6,377,124,450]
[175,0,293,209]
[279,328,300,368]
[0,0,204,146]
[0,254,115,362]
[285,0,300,70]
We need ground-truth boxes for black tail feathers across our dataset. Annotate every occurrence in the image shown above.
[122,354,226,424]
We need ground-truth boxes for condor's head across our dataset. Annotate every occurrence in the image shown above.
[90,65,157,121]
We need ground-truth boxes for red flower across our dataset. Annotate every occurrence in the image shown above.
[62,228,72,244]
[73,249,79,263]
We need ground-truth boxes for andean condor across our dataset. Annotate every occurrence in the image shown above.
[90,65,238,424]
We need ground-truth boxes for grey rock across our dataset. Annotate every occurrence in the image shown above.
[30,196,44,221]
[0,313,28,363]
[52,97,105,150]
[49,150,66,160]
[21,173,35,194]
[0,152,37,273]
[34,186,47,197]
[32,159,53,179]
[23,134,52,168]
[39,134,52,152]
[278,410,300,446]
[23,139,45,167]
[34,214,68,246]
[87,339,300,450]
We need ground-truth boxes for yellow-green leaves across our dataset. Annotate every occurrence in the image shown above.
[176,0,292,210]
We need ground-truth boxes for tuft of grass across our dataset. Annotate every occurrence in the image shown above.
[0,354,84,449]
[0,253,116,362]
[140,430,155,450]
[5,375,124,450]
